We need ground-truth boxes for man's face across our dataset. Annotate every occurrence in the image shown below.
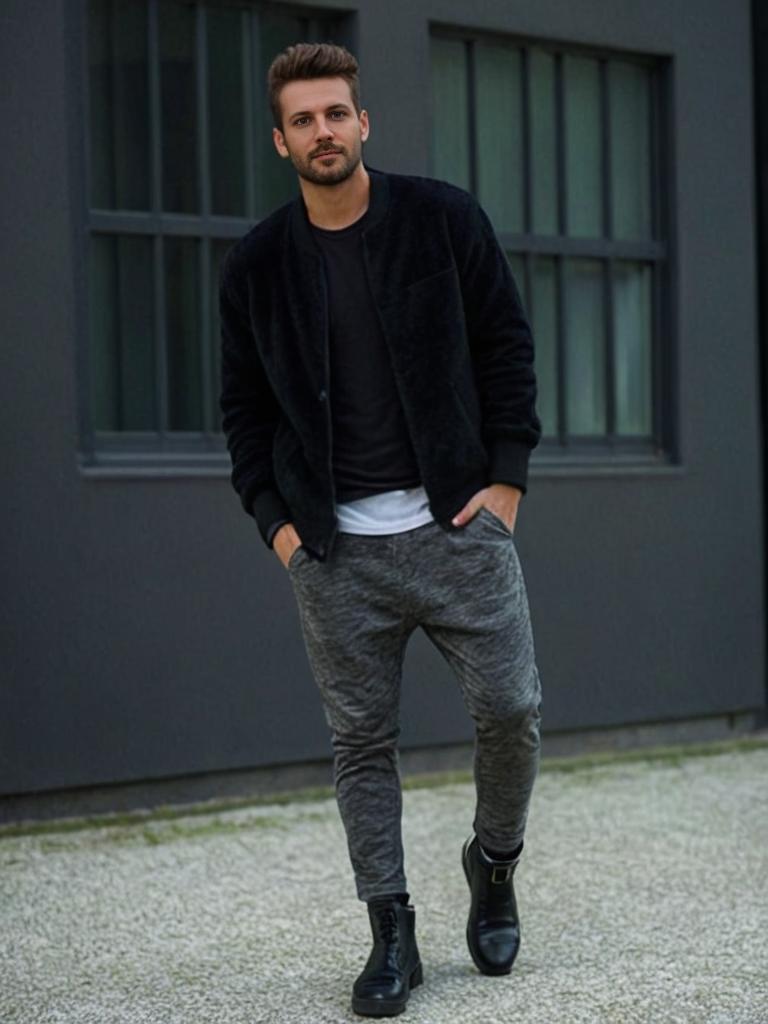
[272,77,369,186]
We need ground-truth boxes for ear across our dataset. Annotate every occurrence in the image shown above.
[272,126,289,159]
[359,109,370,143]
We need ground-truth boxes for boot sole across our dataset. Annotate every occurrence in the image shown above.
[351,962,423,1017]
[462,836,515,977]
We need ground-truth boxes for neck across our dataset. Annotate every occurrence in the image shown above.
[300,163,370,230]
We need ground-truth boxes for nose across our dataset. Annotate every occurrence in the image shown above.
[314,116,334,141]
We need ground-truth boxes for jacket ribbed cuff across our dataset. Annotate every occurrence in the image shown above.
[251,488,291,548]
[488,441,532,495]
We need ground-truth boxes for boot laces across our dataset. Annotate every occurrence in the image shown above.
[376,906,399,943]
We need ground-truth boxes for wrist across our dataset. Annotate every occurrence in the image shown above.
[267,519,291,548]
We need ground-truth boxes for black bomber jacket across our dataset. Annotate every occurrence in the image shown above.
[219,168,541,560]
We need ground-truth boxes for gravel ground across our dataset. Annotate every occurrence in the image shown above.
[1,744,767,1024]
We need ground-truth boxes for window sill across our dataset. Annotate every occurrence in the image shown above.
[79,446,682,482]
[530,448,683,481]
[79,446,231,479]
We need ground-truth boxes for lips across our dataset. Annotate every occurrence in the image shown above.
[312,149,342,159]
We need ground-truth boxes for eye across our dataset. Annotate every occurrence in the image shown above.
[329,110,347,120]
[293,116,310,127]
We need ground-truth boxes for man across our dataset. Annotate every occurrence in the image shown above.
[220,42,543,1018]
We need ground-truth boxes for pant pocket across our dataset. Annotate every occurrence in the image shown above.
[476,506,515,538]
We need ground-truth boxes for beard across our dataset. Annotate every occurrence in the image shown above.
[288,139,362,186]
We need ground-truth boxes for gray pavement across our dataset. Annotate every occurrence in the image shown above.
[1,742,767,1024]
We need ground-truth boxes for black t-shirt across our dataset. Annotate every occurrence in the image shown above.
[312,212,421,502]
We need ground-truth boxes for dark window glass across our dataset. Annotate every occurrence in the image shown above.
[165,237,202,430]
[475,43,524,234]
[614,261,653,435]
[431,31,667,453]
[88,0,150,210]
[88,234,156,430]
[208,6,246,217]
[610,61,653,241]
[529,49,558,236]
[160,0,199,214]
[430,38,471,191]
[564,55,603,238]
[565,258,606,434]
[530,257,558,438]
[210,239,233,431]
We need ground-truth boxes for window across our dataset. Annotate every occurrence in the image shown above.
[431,31,672,458]
[84,0,347,460]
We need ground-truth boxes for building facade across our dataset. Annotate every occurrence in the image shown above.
[1,0,765,816]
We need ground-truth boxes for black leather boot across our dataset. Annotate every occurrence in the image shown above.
[351,899,423,1017]
[462,834,522,975]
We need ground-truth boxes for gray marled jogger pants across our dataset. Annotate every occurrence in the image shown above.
[287,506,542,902]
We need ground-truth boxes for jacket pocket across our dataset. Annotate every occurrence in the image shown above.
[404,266,457,292]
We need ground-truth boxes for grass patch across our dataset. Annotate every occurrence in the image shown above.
[28,810,334,854]
[2,734,765,841]
[539,734,768,774]
[0,786,336,842]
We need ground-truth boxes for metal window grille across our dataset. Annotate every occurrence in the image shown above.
[83,0,346,465]
[430,29,674,462]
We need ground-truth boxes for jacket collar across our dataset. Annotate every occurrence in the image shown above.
[289,166,390,254]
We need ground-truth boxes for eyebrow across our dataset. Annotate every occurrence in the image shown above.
[288,102,352,120]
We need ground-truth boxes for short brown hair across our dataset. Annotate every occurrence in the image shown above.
[267,43,361,129]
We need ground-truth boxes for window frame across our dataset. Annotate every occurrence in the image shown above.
[77,0,351,472]
[429,24,678,468]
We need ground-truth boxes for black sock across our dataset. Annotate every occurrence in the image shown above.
[368,891,410,907]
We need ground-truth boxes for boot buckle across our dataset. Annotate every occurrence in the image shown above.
[491,864,512,884]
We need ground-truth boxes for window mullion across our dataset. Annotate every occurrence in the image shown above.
[242,8,256,221]
[107,1,125,427]
[196,2,213,435]
[196,3,209,220]
[651,262,665,450]
[249,9,263,218]
[555,256,567,443]
[466,40,478,196]
[653,65,672,454]
[600,59,615,440]
[108,0,121,210]
[148,0,168,437]
[153,234,168,440]
[523,252,532,323]
[200,237,212,436]
[521,46,532,234]
[148,0,162,219]
[554,51,569,444]
[601,59,613,240]
[604,259,616,441]
[555,52,566,238]
[650,65,662,243]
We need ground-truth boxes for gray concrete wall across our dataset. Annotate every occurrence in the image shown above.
[0,0,764,799]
